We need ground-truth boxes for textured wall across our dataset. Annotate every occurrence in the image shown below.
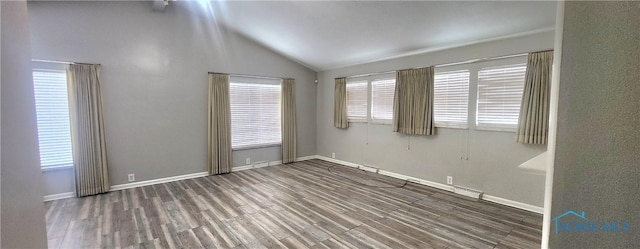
[316,32,554,207]
[28,1,318,195]
[550,2,640,248]
[1,1,49,247]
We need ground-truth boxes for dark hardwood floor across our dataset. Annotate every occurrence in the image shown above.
[44,159,542,249]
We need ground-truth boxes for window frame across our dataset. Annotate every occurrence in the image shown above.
[345,80,369,122]
[229,76,283,150]
[31,61,75,171]
[343,73,397,125]
[475,61,527,132]
[433,69,471,129]
[369,75,396,124]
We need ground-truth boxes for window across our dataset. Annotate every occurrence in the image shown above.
[32,69,74,169]
[434,70,470,129]
[371,78,395,122]
[346,81,367,121]
[229,76,281,149]
[476,64,526,131]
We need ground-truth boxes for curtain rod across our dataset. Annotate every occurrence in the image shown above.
[208,72,292,80]
[32,59,101,65]
[337,49,553,79]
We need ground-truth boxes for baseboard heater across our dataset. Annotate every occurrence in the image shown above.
[360,164,379,173]
[453,185,484,200]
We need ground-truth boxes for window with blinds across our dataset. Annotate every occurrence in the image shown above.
[371,78,395,122]
[476,64,526,131]
[434,70,470,129]
[32,69,74,169]
[229,76,282,149]
[346,81,368,121]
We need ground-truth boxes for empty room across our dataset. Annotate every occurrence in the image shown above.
[2,1,639,248]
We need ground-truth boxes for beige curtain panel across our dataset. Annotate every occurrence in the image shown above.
[67,64,110,197]
[334,77,349,128]
[281,78,297,164]
[516,51,554,144]
[208,73,232,174]
[392,67,435,135]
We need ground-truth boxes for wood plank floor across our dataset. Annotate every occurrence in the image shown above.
[44,159,542,249]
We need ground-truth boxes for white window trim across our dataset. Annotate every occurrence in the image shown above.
[42,165,74,172]
[344,73,397,125]
[369,76,395,124]
[433,69,470,130]
[434,122,469,130]
[346,80,369,122]
[474,63,527,133]
[33,64,75,170]
[231,142,282,151]
[475,126,518,133]
[229,77,282,149]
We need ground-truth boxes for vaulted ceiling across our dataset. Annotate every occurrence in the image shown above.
[193,1,557,71]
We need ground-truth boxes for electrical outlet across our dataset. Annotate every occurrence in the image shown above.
[246,158,251,164]
[128,174,135,182]
[331,152,336,159]
[447,176,453,185]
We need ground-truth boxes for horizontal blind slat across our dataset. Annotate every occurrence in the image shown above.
[32,69,74,168]
[346,81,368,120]
[371,78,395,121]
[434,70,470,128]
[230,78,282,148]
[476,64,526,130]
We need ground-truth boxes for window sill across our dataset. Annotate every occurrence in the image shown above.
[348,119,368,123]
[232,143,281,151]
[435,124,469,130]
[475,126,517,133]
[42,165,74,172]
[369,120,392,125]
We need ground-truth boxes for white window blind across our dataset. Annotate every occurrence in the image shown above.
[229,77,282,149]
[32,69,74,169]
[434,70,470,128]
[346,81,368,121]
[476,64,526,131]
[371,78,395,122]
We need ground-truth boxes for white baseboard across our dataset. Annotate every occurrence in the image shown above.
[295,155,318,161]
[111,171,210,191]
[41,155,543,214]
[315,155,360,168]
[44,156,315,201]
[313,156,542,214]
[377,169,455,192]
[43,192,75,202]
[453,185,483,200]
[482,194,543,214]
[268,160,283,166]
[232,165,254,172]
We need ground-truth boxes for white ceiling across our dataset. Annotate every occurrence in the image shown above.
[195,1,557,71]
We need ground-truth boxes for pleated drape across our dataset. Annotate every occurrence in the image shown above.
[67,64,110,197]
[392,67,435,135]
[334,77,349,128]
[516,51,554,144]
[208,73,232,174]
[281,78,297,164]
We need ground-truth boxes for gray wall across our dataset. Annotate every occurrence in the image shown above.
[317,32,554,207]
[1,1,49,247]
[550,2,640,248]
[27,1,317,196]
